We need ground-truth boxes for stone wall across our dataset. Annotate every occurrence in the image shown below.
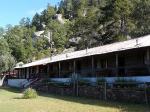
[44,84,150,104]
[47,85,74,96]
[78,86,104,99]
[106,89,147,103]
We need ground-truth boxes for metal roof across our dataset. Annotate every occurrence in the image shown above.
[15,35,150,69]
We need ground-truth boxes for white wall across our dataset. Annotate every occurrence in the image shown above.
[8,79,29,88]
[50,78,71,83]
[84,76,150,83]
[50,76,150,83]
[7,76,150,88]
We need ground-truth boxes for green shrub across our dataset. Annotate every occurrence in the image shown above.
[23,88,38,99]
[54,82,72,87]
[78,78,91,86]
[114,78,138,88]
[48,79,72,87]
[41,79,50,83]
[96,78,106,85]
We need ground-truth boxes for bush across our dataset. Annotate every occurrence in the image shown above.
[48,79,73,87]
[96,78,106,85]
[78,78,91,86]
[114,78,138,88]
[23,88,38,99]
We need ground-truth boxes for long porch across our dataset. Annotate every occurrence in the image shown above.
[15,47,150,82]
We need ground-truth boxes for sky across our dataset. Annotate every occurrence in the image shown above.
[0,0,61,27]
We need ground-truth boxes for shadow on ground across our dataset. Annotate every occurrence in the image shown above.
[1,87,149,112]
[0,86,21,93]
[39,92,150,112]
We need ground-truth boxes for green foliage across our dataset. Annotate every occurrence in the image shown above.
[131,0,150,37]
[0,0,149,70]
[0,38,10,55]
[31,32,50,60]
[0,38,16,73]
[23,88,38,99]
[0,27,5,36]
[4,25,35,63]
[78,78,91,86]
[113,0,134,39]
[32,13,42,31]
[40,5,56,25]
[115,78,137,83]
[96,78,106,85]
[47,20,70,51]
[114,78,138,88]
[19,17,31,28]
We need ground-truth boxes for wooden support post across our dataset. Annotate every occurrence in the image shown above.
[30,67,32,78]
[26,68,29,79]
[73,60,77,96]
[24,68,26,79]
[116,54,118,77]
[104,81,107,100]
[35,66,39,78]
[22,69,23,78]
[36,66,39,74]
[28,68,30,79]
[144,83,148,105]
[18,70,20,79]
[23,68,24,79]
[20,69,22,79]
[146,48,150,64]
[24,68,26,78]
[20,68,23,79]
[19,69,21,78]
[47,64,50,77]
[73,60,76,78]
[146,48,150,73]
[106,59,108,69]
[91,56,94,76]
[59,62,61,78]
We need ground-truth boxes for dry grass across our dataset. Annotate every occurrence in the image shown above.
[0,87,149,112]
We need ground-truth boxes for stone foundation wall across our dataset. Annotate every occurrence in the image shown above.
[47,85,74,96]
[107,89,147,103]
[78,86,104,99]
[39,84,150,104]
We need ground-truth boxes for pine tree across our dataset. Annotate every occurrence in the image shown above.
[131,0,150,37]
[113,0,133,40]
[32,13,42,31]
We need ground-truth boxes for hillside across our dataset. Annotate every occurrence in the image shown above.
[0,0,150,73]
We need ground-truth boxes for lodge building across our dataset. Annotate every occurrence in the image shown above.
[8,35,150,87]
